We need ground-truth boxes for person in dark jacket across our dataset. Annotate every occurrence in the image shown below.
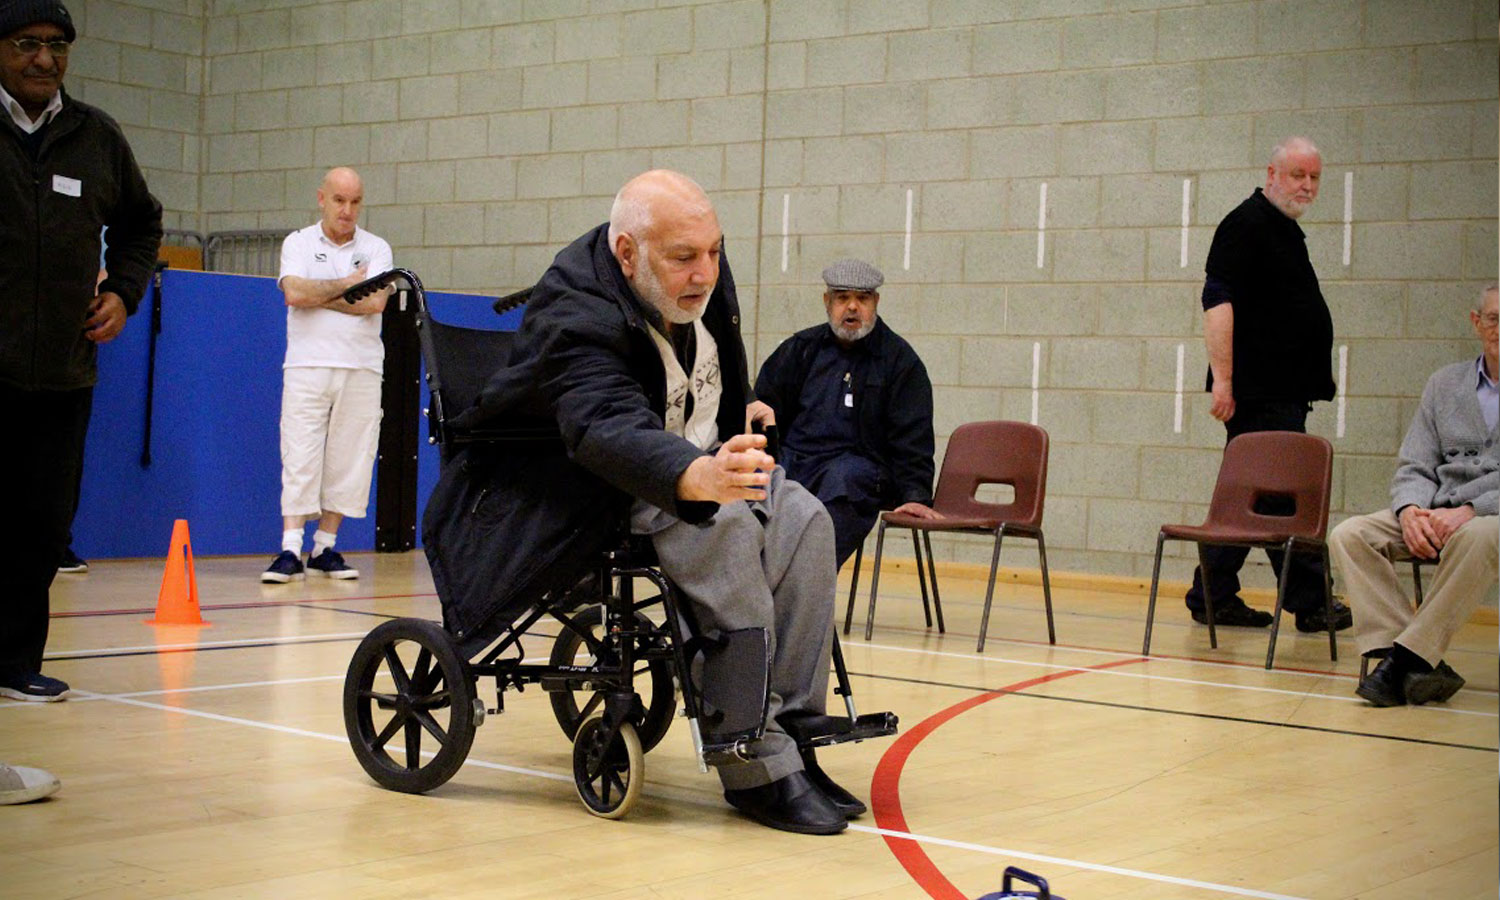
[755,260,939,568]
[427,170,859,835]
[1189,135,1350,635]
[0,0,163,703]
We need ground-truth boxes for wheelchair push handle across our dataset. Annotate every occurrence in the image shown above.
[341,266,425,305]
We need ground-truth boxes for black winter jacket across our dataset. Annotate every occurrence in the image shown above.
[422,224,753,653]
[1,89,163,390]
[755,319,935,507]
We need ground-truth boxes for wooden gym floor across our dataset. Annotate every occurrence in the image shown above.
[3,551,1495,900]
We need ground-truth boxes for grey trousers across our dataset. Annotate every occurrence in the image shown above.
[632,467,836,790]
[1329,510,1498,665]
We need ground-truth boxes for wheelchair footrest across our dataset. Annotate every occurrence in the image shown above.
[700,737,755,767]
[789,712,899,749]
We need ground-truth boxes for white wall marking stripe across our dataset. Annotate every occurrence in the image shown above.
[902,188,913,271]
[1030,341,1041,425]
[1179,178,1191,268]
[1173,343,1185,433]
[1342,171,1353,266]
[1336,344,1348,438]
[1035,182,1047,268]
[780,193,790,273]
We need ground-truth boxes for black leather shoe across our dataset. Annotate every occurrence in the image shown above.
[801,749,866,819]
[1189,601,1273,628]
[1294,600,1353,633]
[1355,656,1407,707]
[1404,661,1465,705]
[724,771,846,834]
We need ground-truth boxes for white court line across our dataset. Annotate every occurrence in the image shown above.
[71,692,1311,898]
[1179,178,1191,268]
[1035,182,1047,268]
[1029,342,1041,425]
[862,641,1499,717]
[852,826,1311,900]
[1342,171,1353,266]
[902,188,913,270]
[1336,344,1348,439]
[1173,342,1185,433]
[31,626,1496,719]
[76,690,572,783]
[48,631,372,657]
[780,193,790,273]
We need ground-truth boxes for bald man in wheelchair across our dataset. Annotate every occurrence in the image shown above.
[448,170,861,835]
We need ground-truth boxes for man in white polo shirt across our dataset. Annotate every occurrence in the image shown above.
[262,166,392,583]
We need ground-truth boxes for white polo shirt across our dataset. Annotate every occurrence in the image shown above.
[278,223,393,374]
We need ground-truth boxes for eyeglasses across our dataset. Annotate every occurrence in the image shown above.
[7,38,72,57]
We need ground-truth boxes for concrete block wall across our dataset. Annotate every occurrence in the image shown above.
[75,0,1498,599]
[65,0,205,230]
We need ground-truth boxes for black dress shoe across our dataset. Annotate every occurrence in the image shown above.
[724,770,846,834]
[1189,601,1273,628]
[1355,656,1407,707]
[1404,661,1465,705]
[801,749,866,819]
[1294,600,1354,633]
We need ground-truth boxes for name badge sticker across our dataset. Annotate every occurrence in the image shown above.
[52,175,81,197]
[844,393,853,408]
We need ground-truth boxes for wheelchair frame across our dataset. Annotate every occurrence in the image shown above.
[339,268,896,819]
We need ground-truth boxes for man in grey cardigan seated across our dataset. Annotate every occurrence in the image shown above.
[1333,283,1498,707]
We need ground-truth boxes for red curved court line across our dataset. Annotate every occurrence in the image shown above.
[870,656,1148,900]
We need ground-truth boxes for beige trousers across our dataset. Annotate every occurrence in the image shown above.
[1328,509,1498,665]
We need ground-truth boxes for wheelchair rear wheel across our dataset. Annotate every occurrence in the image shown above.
[549,605,676,752]
[572,716,643,819]
[343,618,478,794]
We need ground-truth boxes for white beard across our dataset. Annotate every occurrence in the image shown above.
[632,254,708,325]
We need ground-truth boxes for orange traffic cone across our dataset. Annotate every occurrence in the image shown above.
[147,519,208,626]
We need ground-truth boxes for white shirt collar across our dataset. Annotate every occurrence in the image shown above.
[1,84,63,134]
[317,224,362,249]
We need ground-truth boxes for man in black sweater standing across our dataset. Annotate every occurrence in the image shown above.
[1189,136,1350,634]
[0,0,163,702]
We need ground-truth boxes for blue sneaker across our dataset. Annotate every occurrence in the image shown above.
[0,672,71,702]
[306,548,358,580]
[261,550,304,583]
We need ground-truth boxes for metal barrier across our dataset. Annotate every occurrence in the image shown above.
[203,229,286,276]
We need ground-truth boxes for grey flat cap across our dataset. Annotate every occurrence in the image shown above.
[821,259,883,292]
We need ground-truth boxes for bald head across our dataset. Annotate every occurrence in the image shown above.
[1264,136,1321,220]
[317,167,364,244]
[608,170,722,327]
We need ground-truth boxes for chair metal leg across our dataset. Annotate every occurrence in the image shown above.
[976,527,1004,653]
[1197,542,1218,650]
[1143,532,1167,656]
[911,529,933,628]
[1036,529,1055,645]
[1412,561,1424,607]
[864,522,889,641]
[1265,538,1295,669]
[842,543,863,636]
[1321,544,1337,662]
[922,531,945,633]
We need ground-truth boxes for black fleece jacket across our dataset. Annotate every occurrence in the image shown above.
[0,89,163,390]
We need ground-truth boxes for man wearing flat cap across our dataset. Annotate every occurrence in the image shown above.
[0,0,163,704]
[756,259,939,568]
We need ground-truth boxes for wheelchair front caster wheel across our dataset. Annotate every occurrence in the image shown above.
[572,716,643,819]
[343,617,477,794]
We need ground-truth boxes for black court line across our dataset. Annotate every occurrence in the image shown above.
[857,670,1499,754]
[291,603,401,621]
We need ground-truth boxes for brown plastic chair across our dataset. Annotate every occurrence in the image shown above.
[1142,431,1337,670]
[853,420,1053,653]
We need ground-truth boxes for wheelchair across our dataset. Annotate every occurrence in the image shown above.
[338,269,898,819]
